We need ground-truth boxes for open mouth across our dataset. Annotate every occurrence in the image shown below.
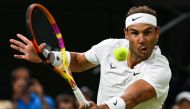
[139,47,148,53]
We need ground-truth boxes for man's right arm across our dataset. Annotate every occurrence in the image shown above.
[10,34,96,72]
[69,52,97,72]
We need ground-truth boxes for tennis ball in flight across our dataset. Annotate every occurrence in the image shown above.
[113,47,129,61]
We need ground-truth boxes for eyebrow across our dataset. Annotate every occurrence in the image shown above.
[129,27,154,32]
[144,27,154,31]
[129,29,139,32]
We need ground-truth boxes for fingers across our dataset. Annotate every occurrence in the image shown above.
[79,101,95,109]
[40,43,47,51]
[10,44,25,53]
[10,39,26,49]
[79,102,85,109]
[89,101,95,107]
[13,54,26,60]
[17,33,31,44]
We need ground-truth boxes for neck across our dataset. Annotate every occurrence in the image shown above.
[20,92,30,103]
[127,49,153,68]
[127,51,143,69]
[127,56,142,69]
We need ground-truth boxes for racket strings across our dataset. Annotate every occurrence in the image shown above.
[31,8,59,49]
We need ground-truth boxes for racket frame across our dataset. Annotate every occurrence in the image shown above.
[26,3,89,107]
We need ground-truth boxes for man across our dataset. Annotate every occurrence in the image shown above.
[172,91,190,109]
[11,67,55,109]
[80,86,94,101]
[56,94,77,109]
[11,66,32,106]
[10,6,171,109]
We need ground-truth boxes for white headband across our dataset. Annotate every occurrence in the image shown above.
[125,13,157,29]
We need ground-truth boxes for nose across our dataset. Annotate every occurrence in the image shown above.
[139,33,145,44]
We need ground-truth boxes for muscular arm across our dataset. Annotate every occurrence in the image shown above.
[69,52,97,72]
[121,79,156,109]
[96,79,156,109]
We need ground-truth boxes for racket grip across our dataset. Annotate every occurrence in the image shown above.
[73,87,90,107]
[42,49,50,58]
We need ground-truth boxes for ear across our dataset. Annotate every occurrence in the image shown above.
[155,27,160,40]
[124,28,129,40]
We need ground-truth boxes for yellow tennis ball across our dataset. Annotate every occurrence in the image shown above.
[113,47,129,61]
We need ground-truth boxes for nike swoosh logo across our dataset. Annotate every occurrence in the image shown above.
[133,72,140,76]
[132,16,142,21]
[110,63,116,69]
[113,100,117,105]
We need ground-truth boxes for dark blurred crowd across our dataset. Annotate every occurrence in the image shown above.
[1,66,190,109]
[0,66,94,109]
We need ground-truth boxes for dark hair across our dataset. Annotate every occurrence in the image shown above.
[56,94,77,109]
[127,6,157,17]
[11,66,30,82]
[81,86,93,99]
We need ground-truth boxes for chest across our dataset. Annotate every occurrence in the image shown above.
[100,53,148,87]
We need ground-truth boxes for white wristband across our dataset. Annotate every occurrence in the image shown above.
[104,97,126,109]
[51,51,71,67]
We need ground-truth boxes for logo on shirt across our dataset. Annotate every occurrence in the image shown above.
[110,63,116,69]
[133,72,140,76]
[132,16,142,21]
[113,100,117,106]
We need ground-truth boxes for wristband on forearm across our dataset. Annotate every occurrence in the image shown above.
[104,96,126,109]
[50,51,71,67]
[42,49,71,67]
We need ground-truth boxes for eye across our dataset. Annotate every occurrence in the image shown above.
[144,31,152,36]
[131,31,139,35]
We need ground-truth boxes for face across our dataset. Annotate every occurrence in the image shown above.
[14,68,30,81]
[58,101,74,109]
[30,80,43,95]
[178,100,190,109]
[125,23,160,60]
[12,68,31,94]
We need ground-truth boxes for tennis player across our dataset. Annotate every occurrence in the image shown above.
[10,6,171,109]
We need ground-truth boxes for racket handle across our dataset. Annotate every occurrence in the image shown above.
[42,50,63,68]
[42,49,50,58]
[73,87,90,107]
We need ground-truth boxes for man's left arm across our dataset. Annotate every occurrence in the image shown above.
[121,79,156,108]
[79,80,155,109]
[80,61,171,109]
[88,66,171,109]
[96,79,156,109]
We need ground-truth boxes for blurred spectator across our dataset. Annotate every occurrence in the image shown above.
[11,66,30,82]
[11,66,31,108]
[30,79,55,109]
[0,100,14,109]
[56,94,77,109]
[172,91,190,109]
[11,66,55,109]
[80,86,93,101]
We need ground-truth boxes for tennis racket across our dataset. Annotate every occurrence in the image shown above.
[26,3,89,107]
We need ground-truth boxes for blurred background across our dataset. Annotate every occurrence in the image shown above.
[0,0,190,109]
